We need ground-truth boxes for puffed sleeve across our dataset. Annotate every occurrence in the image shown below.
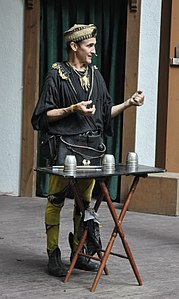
[95,69,113,136]
[31,70,60,131]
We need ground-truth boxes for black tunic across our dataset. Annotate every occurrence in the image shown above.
[31,62,113,136]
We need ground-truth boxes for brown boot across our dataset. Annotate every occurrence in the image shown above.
[47,247,67,277]
[69,232,99,272]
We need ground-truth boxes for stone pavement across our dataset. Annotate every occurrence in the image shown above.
[0,195,179,299]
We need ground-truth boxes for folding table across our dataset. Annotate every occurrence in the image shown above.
[37,164,164,292]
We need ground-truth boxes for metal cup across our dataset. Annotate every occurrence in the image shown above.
[102,154,115,172]
[64,155,77,173]
[126,152,138,170]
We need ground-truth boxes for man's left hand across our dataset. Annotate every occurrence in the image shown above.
[130,91,144,106]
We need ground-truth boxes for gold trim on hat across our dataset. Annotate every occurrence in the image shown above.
[64,24,97,43]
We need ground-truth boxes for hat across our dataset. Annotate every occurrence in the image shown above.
[64,24,97,44]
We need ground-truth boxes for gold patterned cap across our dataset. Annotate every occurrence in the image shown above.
[64,24,97,44]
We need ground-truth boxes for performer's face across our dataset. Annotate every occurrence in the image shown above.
[76,37,97,65]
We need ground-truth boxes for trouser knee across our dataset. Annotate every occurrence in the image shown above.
[47,188,67,208]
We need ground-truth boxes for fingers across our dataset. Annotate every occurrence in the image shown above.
[131,90,144,106]
[81,100,92,108]
[137,90,143,94]
[78,100,96,115]
[90,105,96,114]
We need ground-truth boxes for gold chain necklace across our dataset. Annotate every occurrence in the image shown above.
[67,62,90,92]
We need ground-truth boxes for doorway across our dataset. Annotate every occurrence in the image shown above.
[36,0,128,201]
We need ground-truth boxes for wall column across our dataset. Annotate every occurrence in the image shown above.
[121,0,141,200]
[20,0,40,196]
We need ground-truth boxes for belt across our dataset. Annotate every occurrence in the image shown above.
[79,130,101,137]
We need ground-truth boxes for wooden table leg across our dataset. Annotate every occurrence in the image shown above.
[118,225,142,286]
[90,176,142,292]
[64,228,88,283]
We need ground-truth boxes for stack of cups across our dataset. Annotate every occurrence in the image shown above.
[64,155,77,174]
[102,154,115,172]
[126,152,138,171]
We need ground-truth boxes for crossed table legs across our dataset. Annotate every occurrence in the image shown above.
[64,175,143,292]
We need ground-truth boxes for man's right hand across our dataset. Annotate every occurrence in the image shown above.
[74,100,96,115]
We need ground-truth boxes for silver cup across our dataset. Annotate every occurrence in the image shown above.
[64,155,77,173]
[102,154,115,172]
[126,152,138,170]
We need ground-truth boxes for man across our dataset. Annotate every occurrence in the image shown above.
[31,24,144,277]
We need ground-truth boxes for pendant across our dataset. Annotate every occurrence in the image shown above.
[80,75,90,91]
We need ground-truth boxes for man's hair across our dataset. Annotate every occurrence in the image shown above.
[66,40,81,54]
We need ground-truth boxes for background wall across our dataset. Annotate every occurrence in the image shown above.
[0,0,24,195]
[0,0,162,195]
[135,0,162,166]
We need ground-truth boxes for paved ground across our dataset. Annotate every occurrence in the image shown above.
[0,195,179,299]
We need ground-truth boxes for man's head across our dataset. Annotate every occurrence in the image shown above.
[64,24,97,65]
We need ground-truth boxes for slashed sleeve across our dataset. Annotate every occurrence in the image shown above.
[31,70,60,131]
[95,69,113,136]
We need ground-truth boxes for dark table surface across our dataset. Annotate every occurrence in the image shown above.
[36,164,165,179]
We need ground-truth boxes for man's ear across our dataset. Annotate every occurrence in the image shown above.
[70,42,78,52]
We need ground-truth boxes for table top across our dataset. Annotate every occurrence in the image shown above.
[36,164,165,179]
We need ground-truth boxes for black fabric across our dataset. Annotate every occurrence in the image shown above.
[39,131,106,166]
[78,219,102,256]
[40,133,57,164]
[31,63,113,137]
[56,133,105,166]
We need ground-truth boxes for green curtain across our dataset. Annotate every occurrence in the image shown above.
[36,0,127,201]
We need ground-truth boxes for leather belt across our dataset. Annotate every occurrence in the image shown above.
[79,130,101,137]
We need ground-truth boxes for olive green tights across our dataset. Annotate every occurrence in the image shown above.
[45,175,95,255]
